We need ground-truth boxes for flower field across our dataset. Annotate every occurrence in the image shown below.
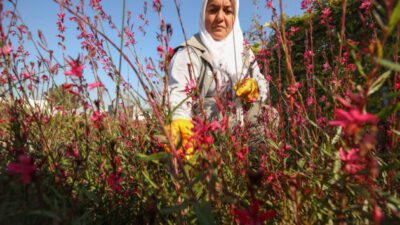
[0,0,400,224]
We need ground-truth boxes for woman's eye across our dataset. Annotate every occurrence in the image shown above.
[208,8,218,14]
[224,8,233,14]
[207,5,219,12]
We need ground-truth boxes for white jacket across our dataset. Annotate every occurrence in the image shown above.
[168,39,269,120]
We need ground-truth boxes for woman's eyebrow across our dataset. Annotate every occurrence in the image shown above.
[207,2,233,10]
[207,3,220,8]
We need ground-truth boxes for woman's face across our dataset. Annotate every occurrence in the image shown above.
[205,0,235,41]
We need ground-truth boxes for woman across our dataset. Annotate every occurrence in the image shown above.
[166,0,276,156]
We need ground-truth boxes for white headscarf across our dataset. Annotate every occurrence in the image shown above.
[199,0,244,79]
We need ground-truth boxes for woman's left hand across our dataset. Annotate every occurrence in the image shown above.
[234,78,259,103]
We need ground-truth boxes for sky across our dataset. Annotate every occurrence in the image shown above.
[5,0,304,106]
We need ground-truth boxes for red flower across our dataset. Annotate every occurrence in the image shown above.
[360,0,372,11]
[237,146,249,161]
[62,83,73,90]
[184,78,197,99]
[287,82,301,94]
[7,154,36,184]
[152,0,161,12]
[265,0,273,9]
[339,148,365,174]
[395,80,400,91]
[373,205,383,225]
[329,108,378,135]
[290,26,299,36]
[64,57,84,79]
[88,81,104,90]
[107,173,123,193]
[190,118,224,149]
[321,8,331,18]
[0,44,13,55]
[301,0,313,11]
[156,45,164,57]
[233,200,276,225]
[91,111,104,128]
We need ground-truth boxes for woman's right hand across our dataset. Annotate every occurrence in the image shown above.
[164,119,195,159]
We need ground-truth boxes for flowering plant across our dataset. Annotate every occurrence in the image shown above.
[0,0,399,224]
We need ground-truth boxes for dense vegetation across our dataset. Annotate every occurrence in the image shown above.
[0,0,399,224]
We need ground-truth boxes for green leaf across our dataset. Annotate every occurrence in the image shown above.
[376,58,400,72]
[368,71,392,96]
[388,196,400,208]
[136,152,169,163]
[160,201,191,214]
[194,202,216,225]
[142,170,159,189]
[377,102,400,118]
[297,158,306,169]
[389,1,400,34]
[352,50,366,78]
[331,127,342,145]
[392,129,400,136]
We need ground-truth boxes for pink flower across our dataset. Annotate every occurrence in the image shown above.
[66,144,80,158]
[50,64,60,74]
[346,63,356,72]
[236,146,249,161]
[156,45,164,57]
[20,72,32,80]
[124,27,136,46]
[88,81,104,90]
[209,120,222,131]
[189,117,223,150]
[62,83,73,90]
[7,154,36,184]
[301,0,313,11]
[329,108,379,135]
[168,47,174,56]
[157,45,173,58]
[91,111,104,128]
[152,0,161,12]
[360,0,372,10]
[319,8,332,25]
[307,96,314,106]
[288,82,301,94]
[90,0,102,8]
[321,8,331,18]
[374,205,383,225]
[266,0,273,9]
[146,62,154,70]
[233,200,276,225]
[184,78,197,99]
[64,57,84,79]
[339,148,365,174]
[323,61,330,72]
[304,50,314,58]
[0,44,13,55]
[17,25,27,34]
[396,81,400,91]
[290,26,299,36]
[58,12,65,20]
[278,144,291,159]
[317,116,327,126]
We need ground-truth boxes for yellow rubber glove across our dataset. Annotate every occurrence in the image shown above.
[234,78,259,104]
[165,119,195,159]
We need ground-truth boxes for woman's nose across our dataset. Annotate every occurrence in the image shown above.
[216,9,224,21]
